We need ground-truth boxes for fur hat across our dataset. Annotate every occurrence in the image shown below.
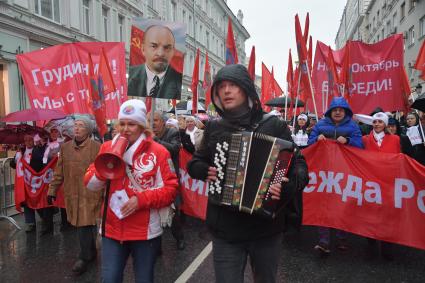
[118,100,147,126]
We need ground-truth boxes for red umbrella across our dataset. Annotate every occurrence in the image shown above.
[0,108,66,122]
[0,124,47,145]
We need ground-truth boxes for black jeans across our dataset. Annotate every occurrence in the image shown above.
[77,225,97,261]
[212,233,281,283]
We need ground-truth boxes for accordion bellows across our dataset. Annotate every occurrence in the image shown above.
[210,132,294,218]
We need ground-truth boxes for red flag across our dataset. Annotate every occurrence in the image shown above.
[295,14,312,100]
[191,49,200,114]
[287,50,295,119]
[401,66,412,107]
[172,99,177,108]
[414,39,425,80]
[339,41,352,101]
[287,50,294,98]
[248,46,256,80]
[145,97,152,114]
[226,17,239,65]
[88,53,107,137]
[203,52,212,110]
[303,12,310,43]
[308,36,313,68]
[325,45,340,97]
[271,68,284,99]
[99,48,117,96]
[261,63,273,109]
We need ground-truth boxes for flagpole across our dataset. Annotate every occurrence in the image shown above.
[284,89,288,121]
[305,60,319,119]
[292,69,302,134]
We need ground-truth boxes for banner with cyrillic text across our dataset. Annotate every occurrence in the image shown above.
[16,42,127,119]
[311,34,407,116]
[302,140,425,250]
[179,149,208,220]
[15,157,65,210]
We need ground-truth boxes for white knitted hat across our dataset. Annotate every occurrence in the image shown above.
[372,112,389,126]
[118,100,147,126]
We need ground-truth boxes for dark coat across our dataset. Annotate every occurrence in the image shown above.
[154,127,181,174]
[179,129,195,154]
[128,64,182,99]
[187,64,309,242]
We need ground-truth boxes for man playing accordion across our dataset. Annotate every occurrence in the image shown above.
[188,64,309,283]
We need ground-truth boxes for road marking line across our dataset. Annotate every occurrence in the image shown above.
[175,241,212,283]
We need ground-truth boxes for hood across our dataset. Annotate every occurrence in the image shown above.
[324,97,353,118]
[210,64,262,118]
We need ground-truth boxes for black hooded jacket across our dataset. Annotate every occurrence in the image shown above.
[187,64,309,242]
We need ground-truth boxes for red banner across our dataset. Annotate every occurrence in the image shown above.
[311,35,408,116]
[302,141,425,250]
[14,157,65,210]
[16,42,127,119]
[179,149,208,220]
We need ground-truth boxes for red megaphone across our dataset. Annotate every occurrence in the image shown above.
[94,136,129,180]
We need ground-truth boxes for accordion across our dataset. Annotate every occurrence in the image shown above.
[209,131,294,218]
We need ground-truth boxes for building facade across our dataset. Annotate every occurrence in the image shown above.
[335,0,371,49]
[335,0,425,89]
[0,0,249,115]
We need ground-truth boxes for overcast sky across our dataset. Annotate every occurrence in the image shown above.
[227,0,347,87]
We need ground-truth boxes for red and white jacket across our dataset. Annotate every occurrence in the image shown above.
[84,133,178,241]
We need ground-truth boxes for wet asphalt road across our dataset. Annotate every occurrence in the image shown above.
[1,213,425,283]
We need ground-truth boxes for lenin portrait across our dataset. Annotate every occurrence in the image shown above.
[128,19,185,100]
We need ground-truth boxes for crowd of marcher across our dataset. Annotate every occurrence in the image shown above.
[8,64,425,283]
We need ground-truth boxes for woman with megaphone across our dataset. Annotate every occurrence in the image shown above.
[84,99,178,283]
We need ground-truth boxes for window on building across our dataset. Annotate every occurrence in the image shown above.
[118,15,125,42]
[409,0,416,11]
[172,1,177,22]
[408,26,415,46]
[189,15,193,36]
[206,31,210,49]
[377,10,380,22]
[386,21,391,36]
[199,25,203,44]
[392,13,397,29]
[82,0,90,35]
[148,0,153,8]
[216,39,219,55]
[182,9,186,24]
[373,17,376,30]
[400,2,405,21]
[420,16,425,38]
[221,43,223,58]
[381,29,384,40]
[190,54,194,77]
[34,0,60,22]
[102,6,109,41]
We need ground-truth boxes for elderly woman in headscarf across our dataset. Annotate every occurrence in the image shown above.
[84,100,178,283]
[47,115,102,275]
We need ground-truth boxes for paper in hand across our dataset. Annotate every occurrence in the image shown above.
[109,189,130,220]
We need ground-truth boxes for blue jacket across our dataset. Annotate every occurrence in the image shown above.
[308,97,363,148]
